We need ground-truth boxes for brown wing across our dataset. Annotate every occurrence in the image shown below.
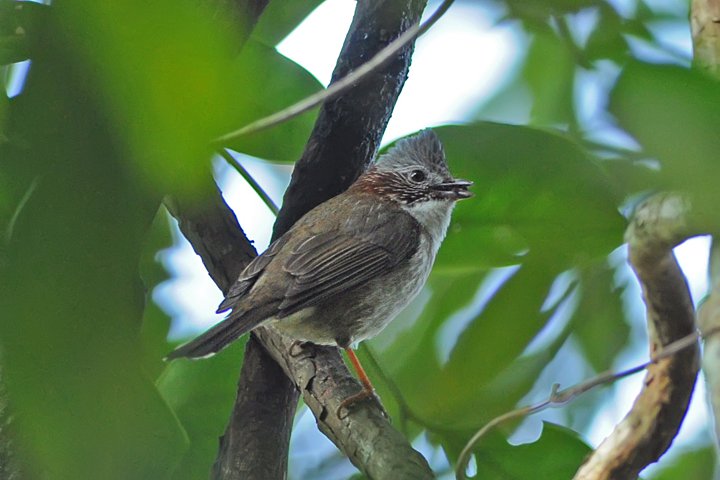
[277,211,420,317]
[216,234,289,313]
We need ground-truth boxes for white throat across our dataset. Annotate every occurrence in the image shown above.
[402,200,455,251]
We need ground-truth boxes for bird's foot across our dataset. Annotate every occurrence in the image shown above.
[289,340,311,357]
[336,387,388,420]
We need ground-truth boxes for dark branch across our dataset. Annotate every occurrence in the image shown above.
[272,0,429,238]
[212,337,296,479]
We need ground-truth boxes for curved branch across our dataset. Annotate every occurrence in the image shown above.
[573,193,701,479]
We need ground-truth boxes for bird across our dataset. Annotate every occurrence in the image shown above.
[167,130,472,413]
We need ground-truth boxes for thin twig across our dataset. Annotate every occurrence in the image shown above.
[212,0,455,144]
[455,328,717,480]
[217,148,280,215]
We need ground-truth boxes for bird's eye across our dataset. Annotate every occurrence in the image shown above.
[409,169,427,183]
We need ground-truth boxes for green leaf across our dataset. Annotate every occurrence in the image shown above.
[610,62,720,221]
[158,340,246,480]
[57,0,239,196]
[433,261,561,426]
[585,4,629,63]
[368,269,488,426]
[222,40,322,162]
[436,123,625,269]
[139,208,175,379]
[370,124,623,431]
[523,32,576,125]
[0,6,190,477]
[469,422,591,480]
[572,263,630,372]
[505,0,599,28]
[600,158,659,198]
[253,0,324,46]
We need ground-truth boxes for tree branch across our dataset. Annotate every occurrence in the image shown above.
[573,193,701,479]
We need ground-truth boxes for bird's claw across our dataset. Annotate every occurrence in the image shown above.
[336,388,388,420]
[289,340,310,357]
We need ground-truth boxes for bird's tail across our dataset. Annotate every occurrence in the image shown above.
[165,308,260,360]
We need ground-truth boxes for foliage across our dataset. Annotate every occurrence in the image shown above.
[0,0,715,479]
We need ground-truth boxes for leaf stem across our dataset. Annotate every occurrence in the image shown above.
[217,148,279,216]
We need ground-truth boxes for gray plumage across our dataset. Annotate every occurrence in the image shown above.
[167,130,471,360]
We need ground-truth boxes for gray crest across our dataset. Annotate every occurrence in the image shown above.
[375,130,450,177]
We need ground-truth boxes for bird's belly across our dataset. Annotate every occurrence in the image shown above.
[273,238,435,347]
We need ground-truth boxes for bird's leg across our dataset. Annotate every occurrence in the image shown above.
[337,347,388,419]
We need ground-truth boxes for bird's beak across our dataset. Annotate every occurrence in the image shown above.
[433,179,473,200]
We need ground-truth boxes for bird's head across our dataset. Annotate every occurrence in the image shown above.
[352,130,473,207]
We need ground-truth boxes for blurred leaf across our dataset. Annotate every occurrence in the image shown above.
[585,4,629,62]
[436,123,625,269]
[648,445,716,480]
[140,207,175,379]
[600,158,659,197]
[572,262,629,371]
[57,0,238,196]
[0,1,49,65]
[378,263,570,430]
[524,31,576,125]
[158,340,246,480]
[611,62,720,223]
[253,0,324,45]
[470,422,591,479]
[368,269,487,431]
[222,40,322,162]
[433,261,559,426]
[505,0,599,28]
[0,6,187,478]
